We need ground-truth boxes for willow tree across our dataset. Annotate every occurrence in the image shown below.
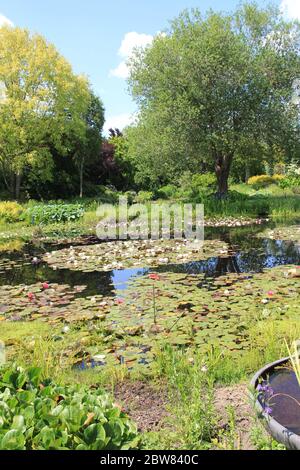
[129,3,300,197]
[0,26,91,198]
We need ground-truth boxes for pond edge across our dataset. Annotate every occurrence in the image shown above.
[250,356,300,450]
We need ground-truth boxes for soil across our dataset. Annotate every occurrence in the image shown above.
[113,380,262,449]
[113,380,169,432]
[214,383,256,450]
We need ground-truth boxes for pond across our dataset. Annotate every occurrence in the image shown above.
[0,221,299,371]
[1,223,299,298]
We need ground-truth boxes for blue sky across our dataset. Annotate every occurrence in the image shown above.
[0,0,297,132]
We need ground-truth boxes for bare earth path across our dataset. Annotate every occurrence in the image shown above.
[113,381,264,449]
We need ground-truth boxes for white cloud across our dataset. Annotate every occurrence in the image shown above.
[110,61,130,80]
[103,113,135,135]
[110,31,154,79]
[0,14,13,27]
[118,32,154,57]
[280,0,300,19]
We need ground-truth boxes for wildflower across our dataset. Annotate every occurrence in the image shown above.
[261,299,268,304]
[42,282,49,290]
[115,298,125,305]
[28,292,34,301]
[267,290,274,296]
[264,406,273,415]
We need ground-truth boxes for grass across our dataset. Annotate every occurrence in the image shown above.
[3,313,298,450]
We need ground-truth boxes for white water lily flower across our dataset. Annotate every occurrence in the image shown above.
[92,354,106,362]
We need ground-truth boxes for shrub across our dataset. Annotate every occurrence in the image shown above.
[27,204,84,225]
[0,364,139,450]
[278,175,300,190]
[191,173,216,191]
[134,191,154,203]
[156,185,177,199]
[124,191,137,204]
[178,172,217,201]
[0,201,24,223]
[247,174,283,190]
[97,186,120,204]
[272,174,285,182]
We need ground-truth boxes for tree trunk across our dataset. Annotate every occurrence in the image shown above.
[15,172,22,200]
[214,153,233,199]
[245,163,250,183]
[9,174,15,198]
[79,158,84,198]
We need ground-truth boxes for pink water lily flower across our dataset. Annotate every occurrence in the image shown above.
[149,273,160,281]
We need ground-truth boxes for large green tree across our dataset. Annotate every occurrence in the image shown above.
[0,26,91,198]
[129,3,300,196]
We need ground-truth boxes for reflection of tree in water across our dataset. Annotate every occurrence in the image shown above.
[1,229,300,296]
[157,237,300,277]
[0,245,115,297]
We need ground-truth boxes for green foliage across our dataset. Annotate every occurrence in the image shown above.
[124,190,137,204]
[251,425,286,450]
[128,4,300,194]
[0,364,138,450]
[0,26,91,199]
[154,345,216,449]
[192,173,216,191]
[247,175,284,190]
[278,175,300,190]
[27,204,84,225]
[156,185,177,199]
[203,191,269,217]
[97,186,121,204]
[134,191,154,203]
[0,201,24,223]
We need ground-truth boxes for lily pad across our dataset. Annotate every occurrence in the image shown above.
[42,239,230,273]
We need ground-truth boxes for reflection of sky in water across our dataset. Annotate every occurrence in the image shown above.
[0,233,299,297]
[111,267,148,291]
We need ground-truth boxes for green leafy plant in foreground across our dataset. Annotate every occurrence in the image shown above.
[0,364,139,450]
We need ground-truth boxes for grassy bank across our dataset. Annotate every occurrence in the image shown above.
[0,185,299,246]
